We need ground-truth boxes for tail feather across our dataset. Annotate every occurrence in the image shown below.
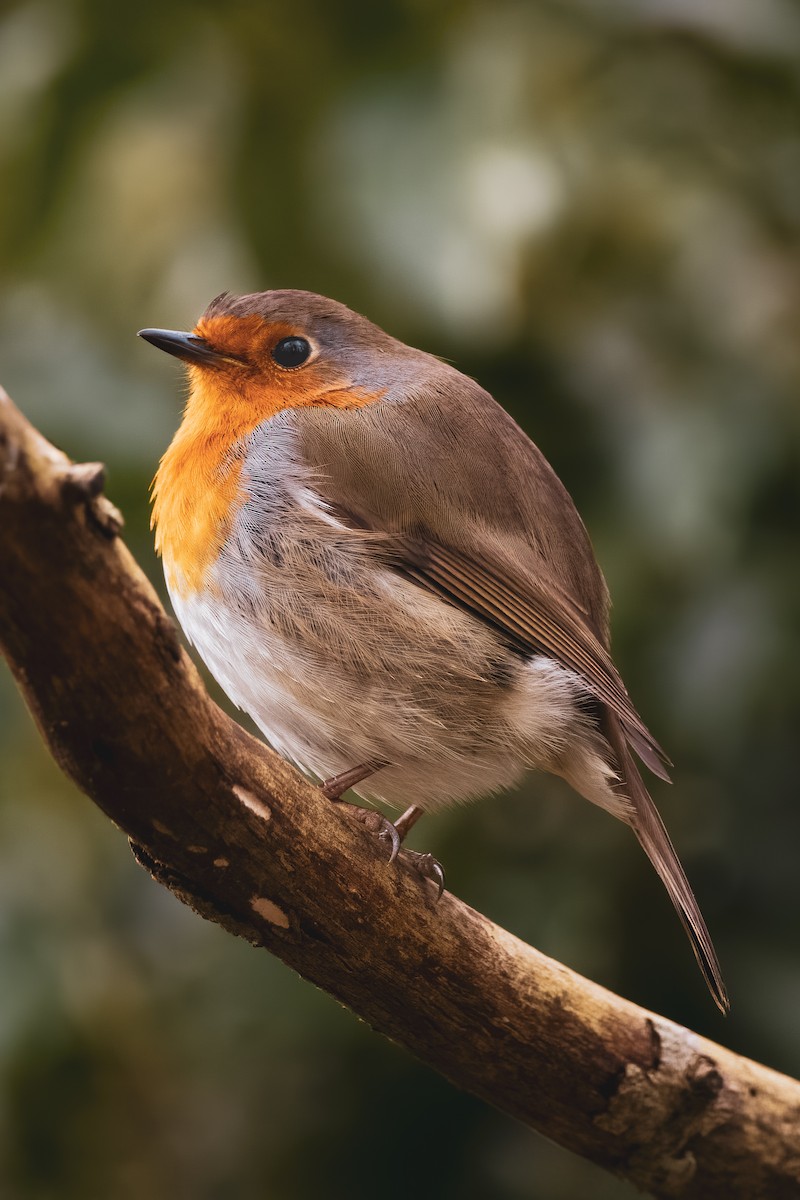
[606,718,730,1014]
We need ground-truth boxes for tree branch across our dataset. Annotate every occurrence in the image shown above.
[1,385,798,1198]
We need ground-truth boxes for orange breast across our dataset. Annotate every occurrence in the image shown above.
[151,358,380,596]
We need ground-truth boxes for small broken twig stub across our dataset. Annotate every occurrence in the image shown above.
[1,385,799,1199]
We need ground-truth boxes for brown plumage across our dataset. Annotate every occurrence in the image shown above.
[142,289,729,1013]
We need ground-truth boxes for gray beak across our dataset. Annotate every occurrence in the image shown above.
[138,328,229,365]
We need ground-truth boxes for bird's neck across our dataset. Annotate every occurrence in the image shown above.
[151,382,256,597]
[151,368,383,596]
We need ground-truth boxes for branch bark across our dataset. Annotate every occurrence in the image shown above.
[0,385,798,1198]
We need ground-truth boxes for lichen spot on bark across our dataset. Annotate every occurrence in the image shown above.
[234,785,272,821]
[251,896,290,928]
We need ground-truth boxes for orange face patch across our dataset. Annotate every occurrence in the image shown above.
[151,314,380,596]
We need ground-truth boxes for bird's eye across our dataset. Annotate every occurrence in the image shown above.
[272,336,312,368]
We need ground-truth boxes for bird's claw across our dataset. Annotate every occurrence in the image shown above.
[378,819,401,863]
[402,850,446,901]
[336,803,400,862]
[329,801,443,895]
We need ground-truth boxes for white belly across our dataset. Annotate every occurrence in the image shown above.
[168,560,618,816]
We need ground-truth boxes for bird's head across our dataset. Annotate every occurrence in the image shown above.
[139,289,422,425]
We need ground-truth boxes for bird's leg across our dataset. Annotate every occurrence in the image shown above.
[393,804,424,839]
[322,761,401,861]
[394,805,445,900]
[321,774,445,899]
[321,762,380,801]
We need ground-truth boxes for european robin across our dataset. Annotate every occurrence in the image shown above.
[140,289,728,1012]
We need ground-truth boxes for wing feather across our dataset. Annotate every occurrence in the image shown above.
[392,534,672,781]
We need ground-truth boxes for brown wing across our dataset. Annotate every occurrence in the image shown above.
[390,533,672,781]
[293,385,668,775]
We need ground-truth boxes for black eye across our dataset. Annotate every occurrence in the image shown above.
[272,336,311,368]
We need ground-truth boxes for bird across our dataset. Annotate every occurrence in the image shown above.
[140,288,728,1013]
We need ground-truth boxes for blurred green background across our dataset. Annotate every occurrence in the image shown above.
[1,0,799,1196]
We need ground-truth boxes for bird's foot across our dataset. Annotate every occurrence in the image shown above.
[337,808,445,898]
[321,762,399,860]
[333,801,401,862]
[322,776,444,899]
[401,850,446,901]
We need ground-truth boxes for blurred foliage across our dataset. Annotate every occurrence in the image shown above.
[1,0,800,1196]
